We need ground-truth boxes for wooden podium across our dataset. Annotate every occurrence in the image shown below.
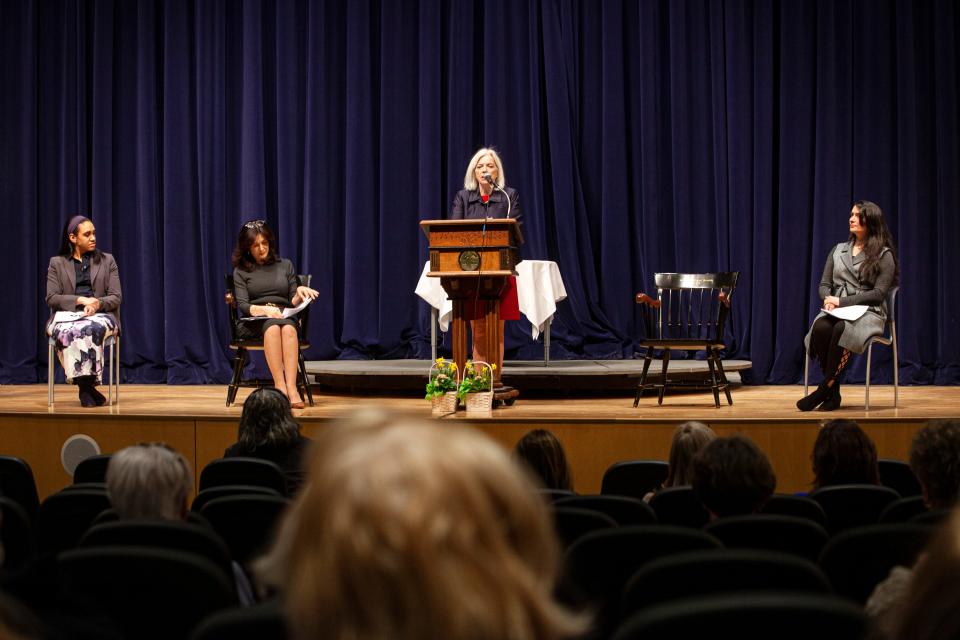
[420,218,523,404]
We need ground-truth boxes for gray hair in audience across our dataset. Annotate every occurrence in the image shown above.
[106,443,193,521]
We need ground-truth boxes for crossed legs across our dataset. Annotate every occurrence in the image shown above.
[798,316,852,411]
[263,324,302,406]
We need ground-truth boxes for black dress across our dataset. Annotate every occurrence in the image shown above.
[232,258,299,339]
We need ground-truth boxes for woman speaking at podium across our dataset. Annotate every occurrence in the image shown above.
[450,148,522,364]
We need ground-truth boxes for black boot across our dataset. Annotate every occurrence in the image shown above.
[797,381,832,412]
[820,382,842,411]
[76,376,106,407]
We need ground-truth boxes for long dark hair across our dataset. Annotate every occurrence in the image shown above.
[58,215,102,262]
[850,200,898,286]
[513,429,573,491]
[237,387,301,450]
[232,220,280,272]
[811,419,880,490]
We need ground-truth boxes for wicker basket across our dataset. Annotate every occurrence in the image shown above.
[431,391,459,416]
[464,361,494,415]
[428,361,459,417]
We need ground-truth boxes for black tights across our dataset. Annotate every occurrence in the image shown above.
[809,316,852,382]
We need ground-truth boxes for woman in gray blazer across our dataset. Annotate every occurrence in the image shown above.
[798,201,898,411]
[46,216,122,407]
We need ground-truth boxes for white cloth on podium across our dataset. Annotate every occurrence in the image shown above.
[415,261,453,331]
[515,260,567,340]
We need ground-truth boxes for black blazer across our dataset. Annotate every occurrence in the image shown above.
[450,187,522,225]
[46,252,122,332]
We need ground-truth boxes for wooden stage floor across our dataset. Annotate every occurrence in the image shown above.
[2,383,958,500]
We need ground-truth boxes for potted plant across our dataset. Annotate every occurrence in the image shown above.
[457,360,495,414]
[426,357,459,416]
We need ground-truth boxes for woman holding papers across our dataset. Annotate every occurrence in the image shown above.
[232,220,318,408]
[798,201,898,411]
[46,215,122,407]
[450,147,522,364]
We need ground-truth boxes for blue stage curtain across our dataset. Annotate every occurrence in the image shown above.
[1,0,957,384]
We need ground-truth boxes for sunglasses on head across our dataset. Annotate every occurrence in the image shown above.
[244,219,266,229]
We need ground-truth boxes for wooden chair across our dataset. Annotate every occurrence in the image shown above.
[634,272,739,407]
[224,274,314,407]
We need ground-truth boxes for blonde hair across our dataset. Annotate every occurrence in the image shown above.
[665,421,716,487]
[463,147,506,191]
[256,410,585,640]
[106,443,193,521]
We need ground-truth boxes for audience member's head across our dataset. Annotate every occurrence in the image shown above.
[665,421,716,487]
[513,429,573,491]
[893,510,960,640]
[910,419,960,510]
[238,387,301,450]
[693,435,776,518]
[106,443,193,521]
[811,419,880,490]
[257,410,585,640]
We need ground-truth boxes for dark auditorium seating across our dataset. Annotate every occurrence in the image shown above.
[199,494,290,565]
[601,460,669,499]
[878,496,928,524]
[877,458,922,497]
[611,593,866,640]
[190,600,288,640]
[552,507,618,548]
[809,484,900,534]
[199,458,288,497]
[0,455,40,520]
[537,488,577,502]
[191,484,283,512]
[37,489,112,554]
[704,514,829,562]
[621,549,832,616]
[59,546,236,640]
[761,494,828,528]
[0,497,35,572]
[554,495,657,526]
[818,524,934,603]
[73,454,113,484]
[648,486,709,528]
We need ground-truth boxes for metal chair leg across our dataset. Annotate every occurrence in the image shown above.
[865,343,873,411]
[892,328,899,408]
[803,342,810,396]
[48,340,55,407]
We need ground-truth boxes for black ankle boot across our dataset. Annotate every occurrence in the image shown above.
[820,382,842,411]
[797,381,833,412]
[75,376,103,408]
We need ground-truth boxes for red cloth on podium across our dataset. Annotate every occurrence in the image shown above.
[462,276,520,321]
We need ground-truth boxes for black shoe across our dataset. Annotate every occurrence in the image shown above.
[797,381,832,412]
[78,387,98,407]
[89,386,108,406]
[820,383,841,411]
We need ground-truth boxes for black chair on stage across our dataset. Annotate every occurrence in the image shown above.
[818,523,934,604]
[611,593,866,640]
[192,484,283,512]
[648,486,709,528]
[199,494,290,566]
[552,507,618,548]
[0,454,40,520]
[79,521,235,583]
[0,497,35,572]
[621,549,832,616]
[804,287,899,410]
[37,489,112,554]
[555,495,657,526]
[761,494,828,528]
[190,600,288,640]
[703,514,829,562]
[224,273,314,407]
[199,458,288,497]
[59,546,236,640]
[878,458,922,497]
[73,454,113,484]
[537,488,577,503]
[634,272,739,407]
[879,496,928,524]
[563,526,722,637]
[600,460,669,499]
[809,484,900,534]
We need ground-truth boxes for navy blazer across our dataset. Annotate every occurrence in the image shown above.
[46,252,123,332]
[450,187,522,225]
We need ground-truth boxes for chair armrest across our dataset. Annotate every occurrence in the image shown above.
[225,291,236,308]
[718,290,731,308]
[635,293,661,308]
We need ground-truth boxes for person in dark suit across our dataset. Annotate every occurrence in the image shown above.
[798,201,898,411]
[449,148,522,364]
[231,220,318,408]
[46,215,122,407]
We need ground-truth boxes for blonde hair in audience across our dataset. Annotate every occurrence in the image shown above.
[665,421,716,487]
[257,410,586,640]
